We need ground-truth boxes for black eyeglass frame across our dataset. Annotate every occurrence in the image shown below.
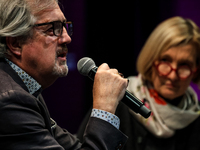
[154,61,197,80]
[33,21,73,37]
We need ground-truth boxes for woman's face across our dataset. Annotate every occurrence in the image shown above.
[151,44,197,100]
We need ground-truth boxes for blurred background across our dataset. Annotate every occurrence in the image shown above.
[42,0,200,134]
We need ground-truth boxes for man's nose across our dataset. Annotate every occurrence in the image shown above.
[58,27,72,44]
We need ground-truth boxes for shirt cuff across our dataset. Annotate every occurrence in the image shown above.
[91,109,120,129]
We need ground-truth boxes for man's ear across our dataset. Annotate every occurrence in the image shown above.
[6,37,22,56]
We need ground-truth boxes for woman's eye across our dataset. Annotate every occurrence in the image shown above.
[179,63,191,68]
[159,55,172,63]
[160,58,169,62]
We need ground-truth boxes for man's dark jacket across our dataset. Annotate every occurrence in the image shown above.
[0,59,127,150]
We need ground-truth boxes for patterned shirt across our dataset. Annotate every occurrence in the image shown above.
[5,59,41,95]
[5,59,120,129]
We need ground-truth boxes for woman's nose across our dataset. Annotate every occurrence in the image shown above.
[167,67,179,81]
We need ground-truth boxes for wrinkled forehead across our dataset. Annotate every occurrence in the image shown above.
[28,1,66,24]
[35,5,66,24]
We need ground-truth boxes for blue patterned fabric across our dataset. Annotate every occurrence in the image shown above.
[5,59,41,95]
[91,109,120,129]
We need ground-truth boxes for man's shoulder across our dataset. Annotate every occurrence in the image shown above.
[0,69,14,87]
[0,69,25,96]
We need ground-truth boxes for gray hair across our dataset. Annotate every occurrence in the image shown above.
[0,0,58,57]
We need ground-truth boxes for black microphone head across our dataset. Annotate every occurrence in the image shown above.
[77,57,96,76]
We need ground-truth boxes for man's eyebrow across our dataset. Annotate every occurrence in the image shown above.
[35,19,50,24]
[36,17,67,24]
[57,17,67,22]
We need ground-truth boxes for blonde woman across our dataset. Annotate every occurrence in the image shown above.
[78,16,200,150]
[119,16,200,150]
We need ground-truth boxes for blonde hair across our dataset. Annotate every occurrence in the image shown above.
[137,16,200,84]
[0,0,58,57]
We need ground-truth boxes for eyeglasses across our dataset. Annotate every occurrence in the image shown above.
[34,21,73,37]
[154,62,197,80]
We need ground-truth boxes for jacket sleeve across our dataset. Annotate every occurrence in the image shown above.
[81,117,127,150]
[76,107,128,150]
[0,89,127,150]
[54,117,127,150]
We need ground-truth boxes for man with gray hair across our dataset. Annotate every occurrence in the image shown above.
[0,0,128,149]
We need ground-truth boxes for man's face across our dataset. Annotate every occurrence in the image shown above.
[21,3,71,88]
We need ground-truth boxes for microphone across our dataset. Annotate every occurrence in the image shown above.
[77,57,151,118]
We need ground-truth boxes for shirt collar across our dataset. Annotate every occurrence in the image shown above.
[5,58,42,95]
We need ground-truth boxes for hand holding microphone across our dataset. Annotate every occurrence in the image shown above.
[77,57,151,118]
[92,63,128,114]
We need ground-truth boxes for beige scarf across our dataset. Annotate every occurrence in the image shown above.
[127,74,200,138]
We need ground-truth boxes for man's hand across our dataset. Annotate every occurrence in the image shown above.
[92,63,128,114]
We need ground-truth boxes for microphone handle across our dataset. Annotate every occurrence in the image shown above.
[88,67,98,80]
[124,90,151,118]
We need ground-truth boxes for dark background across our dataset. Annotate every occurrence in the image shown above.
[42,0,200,134]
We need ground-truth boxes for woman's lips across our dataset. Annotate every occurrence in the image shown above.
[165,83,178,89]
